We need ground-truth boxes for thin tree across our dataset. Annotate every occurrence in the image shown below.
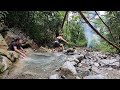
[79,11,120,50]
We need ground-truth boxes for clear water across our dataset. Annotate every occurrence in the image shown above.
[14,52,68,78]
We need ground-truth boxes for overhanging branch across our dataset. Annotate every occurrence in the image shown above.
[79,11,120,50]
[95,11,116,44]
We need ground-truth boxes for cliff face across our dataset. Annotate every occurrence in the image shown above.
[4,27,39,50]
[0,27,25,74]
[0,26,38,75]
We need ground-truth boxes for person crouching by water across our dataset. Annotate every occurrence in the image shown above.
[53,33,68,52]
[9,38,27,59]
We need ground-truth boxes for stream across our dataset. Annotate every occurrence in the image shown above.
[2,52,68,79]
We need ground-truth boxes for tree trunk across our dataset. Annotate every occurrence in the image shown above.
[61,11,68,30]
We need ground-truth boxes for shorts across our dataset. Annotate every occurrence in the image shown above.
[53,41,60,48]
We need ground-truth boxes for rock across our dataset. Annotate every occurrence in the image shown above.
[8,51,19,62]
[74,59,79,63]
[94,62,99,67]
[107,67,113,70]
[66,48,75,53]
[67,54,84,64]
[99,59,118,66]
[70,61,77,66]
[78,64,91,72]
[0,49,17,62]
[78,71,90,78]
[1,70,9,79]
[77,54,85,61]
[67,56,77,62]
[4,35,14,46]
[0,34,8,49]
[24,48,34,55]
[92,66,101,74]
[83,74,106,79]
[60,61,77,79]
[67,56,79,64]
[98,54,107,59]
[75,76,81,79]
[0,56,12,72]
[78,63,82,67]
[0,49,10,57]
[64,48,75,55]
[81,59,91,66]
[74,50,79,54]
[0,61,4,73]
[37,47,51,53]
[89,61,94,65]
[49,74,61,79]
[30,41,39,50]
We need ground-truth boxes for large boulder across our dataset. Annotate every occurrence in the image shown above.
[8,51,19,62]
[60,61,77,79]
[66,55,82,65]
[0,56,12,73]
[0,34,8,49]
[0,49,19,62]
[4,34,14,46]
[0,49,11,59]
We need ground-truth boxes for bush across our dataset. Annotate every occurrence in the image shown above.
[96,41,117,53]
[76,40,87,47]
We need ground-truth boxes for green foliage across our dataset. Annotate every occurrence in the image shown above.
[6,11,64,46]
[0,11,8,20]
[96,41,117,53]
[4,11,120,53]
[106,11,120,44]
[63,12,87,47]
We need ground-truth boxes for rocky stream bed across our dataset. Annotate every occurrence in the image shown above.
[0,48,120,79]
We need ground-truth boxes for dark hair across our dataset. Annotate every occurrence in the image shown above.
[56,33,59,37]
[15,38,21,42]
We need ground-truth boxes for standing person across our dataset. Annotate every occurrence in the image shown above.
[53,33,68,52]
[9,38,27,58]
